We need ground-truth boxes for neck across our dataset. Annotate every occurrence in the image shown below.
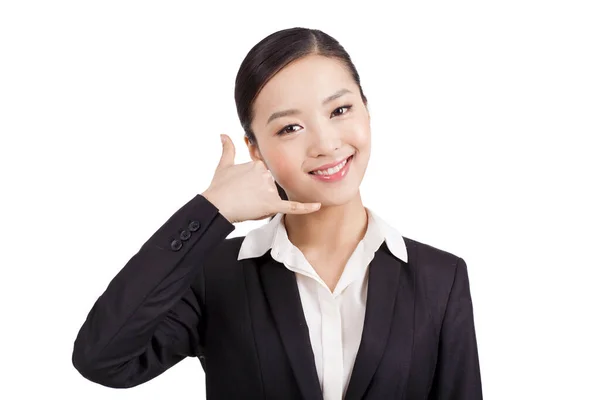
[283,192,368,254]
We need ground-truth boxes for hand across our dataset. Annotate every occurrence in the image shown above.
[201,134,321,223]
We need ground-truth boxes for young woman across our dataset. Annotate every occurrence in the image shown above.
[72,27,483,399]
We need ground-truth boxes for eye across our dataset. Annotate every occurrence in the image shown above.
[275,105,353,136]
[331,104,352,117]
[276,124,301,136]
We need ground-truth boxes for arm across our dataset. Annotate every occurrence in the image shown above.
[72,194,235,388]
[428,257,483,399]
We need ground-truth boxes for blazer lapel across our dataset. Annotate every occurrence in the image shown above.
[345,243,415,400]
[259,256,323,400]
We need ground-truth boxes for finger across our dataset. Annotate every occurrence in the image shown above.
[253,159,268,171]
[216,134,236,170]
[276,200,321,214]
[265,169,275,182]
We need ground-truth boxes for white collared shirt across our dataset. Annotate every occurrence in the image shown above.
[237,207,408,400]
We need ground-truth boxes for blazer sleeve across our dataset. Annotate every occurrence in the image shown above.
[428,257,483,399]
[71,194,235,388]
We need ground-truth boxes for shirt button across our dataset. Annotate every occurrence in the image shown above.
[170,239,183,251]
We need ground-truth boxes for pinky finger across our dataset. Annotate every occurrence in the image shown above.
[280,201,321,214]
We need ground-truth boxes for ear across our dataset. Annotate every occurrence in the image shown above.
[244,136,264,162]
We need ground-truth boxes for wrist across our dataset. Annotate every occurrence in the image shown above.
[201,190,234,223]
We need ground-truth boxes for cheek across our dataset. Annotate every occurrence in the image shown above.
[351,122,371,152]
[265,151,297,185]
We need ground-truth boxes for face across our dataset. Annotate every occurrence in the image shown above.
[245,54,371,206]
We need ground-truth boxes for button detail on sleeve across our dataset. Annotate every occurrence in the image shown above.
[170,239,183,251]
[180,230,191,241]
[189,220,200,232]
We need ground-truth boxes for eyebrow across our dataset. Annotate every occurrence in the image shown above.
[266,88,352,126]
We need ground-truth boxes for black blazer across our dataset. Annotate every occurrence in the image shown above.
[72,194,483,399]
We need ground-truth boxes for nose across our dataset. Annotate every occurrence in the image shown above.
[306,122,342,157]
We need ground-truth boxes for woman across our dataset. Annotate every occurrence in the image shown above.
[72,27,483,399]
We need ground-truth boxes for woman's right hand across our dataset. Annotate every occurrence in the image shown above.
[201,134,322,223]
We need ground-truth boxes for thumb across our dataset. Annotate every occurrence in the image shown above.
[216,134,236,170]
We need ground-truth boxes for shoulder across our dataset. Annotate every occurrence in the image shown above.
[203,235,246,268]
[370,208,462,277]
[401,236,465,290]
[191,235,248,300]
[403,236,463,269]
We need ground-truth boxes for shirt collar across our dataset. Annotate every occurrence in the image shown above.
[237,207,408,263]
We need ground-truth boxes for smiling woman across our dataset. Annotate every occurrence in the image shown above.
[234,28,371,206]
[72,26,483,400]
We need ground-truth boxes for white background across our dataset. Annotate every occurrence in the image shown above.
[1,1,599,398]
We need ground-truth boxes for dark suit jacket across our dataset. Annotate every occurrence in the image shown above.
[72,194,483,399]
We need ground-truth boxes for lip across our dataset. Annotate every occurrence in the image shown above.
[309,154,354,173]
[309,155,353,182]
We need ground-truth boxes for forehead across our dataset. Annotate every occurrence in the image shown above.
[252,55,356,121]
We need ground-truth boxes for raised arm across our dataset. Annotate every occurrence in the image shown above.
[72,131,325,389]
[72,194,235,388]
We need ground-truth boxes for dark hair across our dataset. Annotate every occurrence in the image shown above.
[234,27,368,205]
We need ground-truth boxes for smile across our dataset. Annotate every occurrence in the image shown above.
[308,154,354,182]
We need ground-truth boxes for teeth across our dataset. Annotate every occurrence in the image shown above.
[311,157,348,176]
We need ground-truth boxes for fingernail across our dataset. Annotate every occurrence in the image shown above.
[220,134,225,144]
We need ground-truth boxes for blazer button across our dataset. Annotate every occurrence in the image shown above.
[180,230,191,241]
[189,220,200,232]
[170,239,183,251]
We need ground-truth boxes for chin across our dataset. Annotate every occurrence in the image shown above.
[292,182,362,207]
[317,188,361,207]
